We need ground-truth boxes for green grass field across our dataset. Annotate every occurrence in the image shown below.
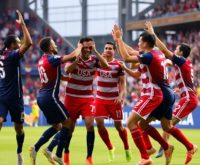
[0,126,199,165]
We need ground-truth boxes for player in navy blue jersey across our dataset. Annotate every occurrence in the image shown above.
[0,10,32,165]
[29,37,83,165]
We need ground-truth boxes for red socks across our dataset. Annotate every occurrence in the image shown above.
[118,128,129,150]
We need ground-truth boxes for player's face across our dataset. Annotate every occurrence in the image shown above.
[81,41,93,58]
[174,45,182,56]
[138,37,147,52]
[49,40,58,54]
[103,44,115,57]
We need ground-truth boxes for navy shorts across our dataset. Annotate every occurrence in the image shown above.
[0,98,24,123]
[37,96,69,125]
[150,85,175,120]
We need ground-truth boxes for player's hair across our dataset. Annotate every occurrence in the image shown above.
[105,41,116,50]
[79,37,94,43]
[139,32,156,48]
[0,35,18,54]
[39,37,52,53]
[178,43,191,58]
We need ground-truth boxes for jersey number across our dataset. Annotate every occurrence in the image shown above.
[0,61,5,79]
[161,61,168,80]
[38,66,48,83]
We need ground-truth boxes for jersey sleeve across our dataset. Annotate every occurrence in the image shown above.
[172,54,186,67]
[8,49,20,60]
[137,52,153,65]
[48,55,62,67]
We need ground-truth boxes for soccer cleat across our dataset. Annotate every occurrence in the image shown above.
[185,144,198,164]
[155,147,164,158]
[17,153,23,165]
[86,156,93,165]
[29,146,37,165]
[42,148,55,165]
[64,152,70,165]
[108,147,115,162]
[53,155,64,165]
[136,158,152,165]
[147,147,156,155]
[164,145,174,165]
[125,149,132,162]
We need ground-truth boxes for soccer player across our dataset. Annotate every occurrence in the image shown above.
[29,37,83,165]
[64,37,109,165]
[145,21,198,164]
[112,25,165,165]
[0,10,32,165]
[44,37,108,165]
[94,42,131,162]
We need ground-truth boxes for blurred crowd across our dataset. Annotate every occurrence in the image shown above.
[0,9,200,107]
[146,0,200,18]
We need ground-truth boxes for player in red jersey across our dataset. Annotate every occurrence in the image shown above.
[145,21,198,164]
[63,37,108,165]
[94,42,131,162]
[0,10,32,165]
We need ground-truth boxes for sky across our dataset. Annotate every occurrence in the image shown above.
[30,0,153,37]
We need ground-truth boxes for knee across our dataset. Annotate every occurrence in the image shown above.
[52,123,62,131]
[14,124,24,135]
[114,122,123,131]
[85,122,94,132]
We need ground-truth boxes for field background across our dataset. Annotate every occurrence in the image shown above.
[0,126,199,165]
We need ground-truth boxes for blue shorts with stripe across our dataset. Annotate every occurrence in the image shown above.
[150,85,175,120]
[37,96,69,124]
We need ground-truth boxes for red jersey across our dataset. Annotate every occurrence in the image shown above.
[172,55,196,98]
[138,50,169,98]
[96,59,124,104]
[65,55,99,98]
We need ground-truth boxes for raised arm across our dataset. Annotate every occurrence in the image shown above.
[61,43,83,63]
[112,25,139,63]
[145,21,173,60]
[91,42,109,68]
[64,56,80,73]
[112,29,139,56]
[16,10,32,56]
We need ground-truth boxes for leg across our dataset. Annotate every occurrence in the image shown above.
[85,116,95,159]
[114,120,131,162]
[96,118,113,150]
[127,111,150,160]
[114,121,129,150]
[14,123,25,154]
[15,123,25,165]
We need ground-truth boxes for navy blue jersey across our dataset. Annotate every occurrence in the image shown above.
[38,54,62,98]
[0,49,23,100]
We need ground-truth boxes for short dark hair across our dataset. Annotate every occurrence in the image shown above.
[0,35,18,53]
[39,37,52,53]
[139,32,156,48]
[79,37,94,44]
[178,43,191,58]
[105,41,116,50]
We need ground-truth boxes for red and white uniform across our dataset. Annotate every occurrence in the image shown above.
[133,50,167,119]
[64,55,99,120]
[95,59,124,120]
[171,55,198,119]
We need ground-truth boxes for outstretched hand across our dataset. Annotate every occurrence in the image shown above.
[112,24,123,40]
[144,21,154,35]
[16,10,25,25]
